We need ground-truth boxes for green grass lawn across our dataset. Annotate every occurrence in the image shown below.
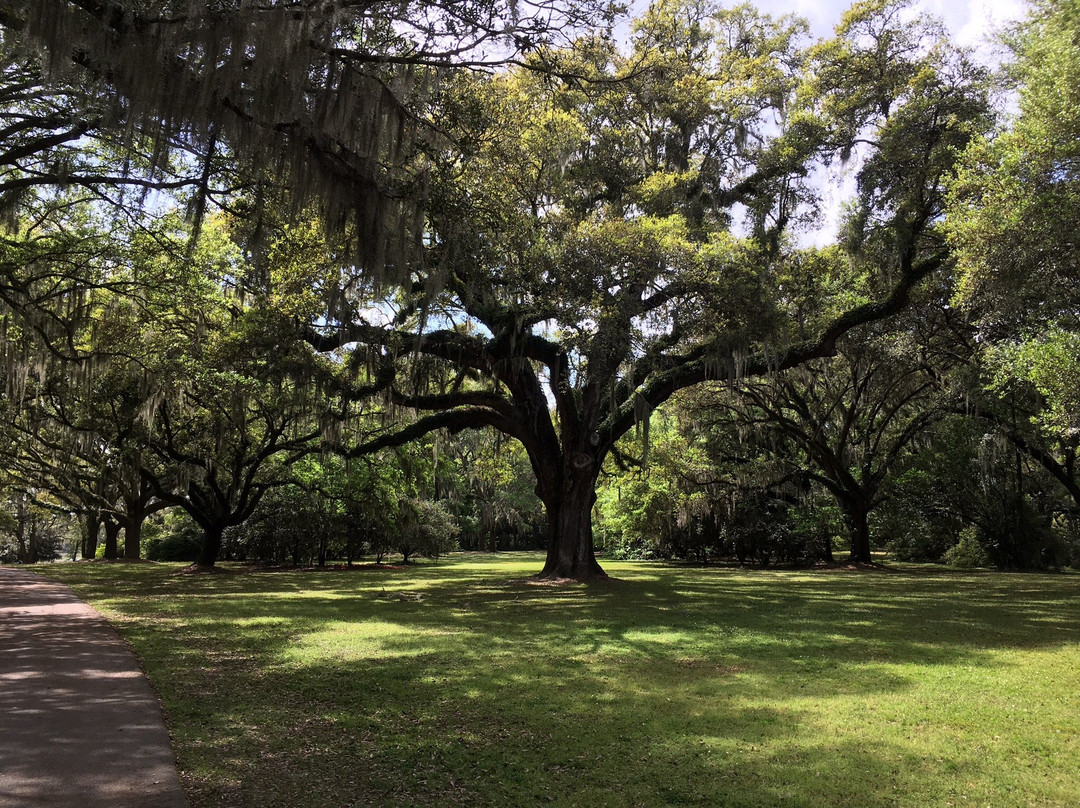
[34,554,1080,808]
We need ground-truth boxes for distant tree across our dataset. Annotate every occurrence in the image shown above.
[945,0,1080,546]
[0,199,364,567]
[5,357,177,561]
[959,343,1080,518]
[0,486,72,563]
[892,413,1064,569]
[396,497,460,564]
[135,303,332,567]
[439,430,545,551]
[595,410,726,563]
[713,325,946,562]
[144,511,203,563]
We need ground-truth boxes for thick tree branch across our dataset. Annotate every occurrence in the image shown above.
[603,252,947,446]
[337,406,521,458]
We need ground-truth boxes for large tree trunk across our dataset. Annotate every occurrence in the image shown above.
[121,495,153,560]
[196,524,223,568]
[123,517,143,560]
[844,501,872,563]
[538,471,606,580]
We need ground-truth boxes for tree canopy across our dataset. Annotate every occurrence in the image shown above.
[5,0,617,277]
[297,0,990,577]
[4,0,1080,578]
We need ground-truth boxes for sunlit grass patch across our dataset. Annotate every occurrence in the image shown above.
[36,554,1080,808]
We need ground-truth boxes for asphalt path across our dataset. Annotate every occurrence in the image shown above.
[0,566,188,808]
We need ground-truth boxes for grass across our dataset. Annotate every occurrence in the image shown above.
[33,553,1080,808]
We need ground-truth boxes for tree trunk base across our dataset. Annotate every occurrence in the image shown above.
[535,556,607,582]
[183,561,221,573]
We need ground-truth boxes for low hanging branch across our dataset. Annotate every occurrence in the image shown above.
[6,0,614,281]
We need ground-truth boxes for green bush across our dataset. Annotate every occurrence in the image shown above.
[396,498,460,563]
[943,528,992,569]
[145,515,203,562]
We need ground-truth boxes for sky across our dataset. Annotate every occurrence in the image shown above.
[769,0,1027,48]
[624,0,1030,62]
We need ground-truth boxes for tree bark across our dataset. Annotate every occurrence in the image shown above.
[196,524,223,568]
[82,513,102,560]
[102,520,120,560]
[123,515,143,560]
[15,514,29,563]
[537,468,606,580]
[844,502,872,563]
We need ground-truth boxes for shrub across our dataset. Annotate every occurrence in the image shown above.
[145,514,203,562]
[396,498,460,563]
[943,528,992,568]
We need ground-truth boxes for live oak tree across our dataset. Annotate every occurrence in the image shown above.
[109,215,354,567]
[0,37,244,560]
[697,319,948,563]
[303,0,990,579]
[1,199,342,567]
[941,340,1080,549]
[947,0,1080,332]
[945,0,1080,539]
[0,175,166,559]
[0,0,613,567]
[2,0,993,578]
[3,379,167,561]
[0,482,71,562]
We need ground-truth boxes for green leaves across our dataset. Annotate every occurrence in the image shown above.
[986,330,1080,436]
[947,0,1080,328]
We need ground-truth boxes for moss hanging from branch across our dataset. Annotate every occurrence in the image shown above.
[10,0,611,284]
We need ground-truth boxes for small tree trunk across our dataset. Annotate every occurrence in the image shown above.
[27,522,43,564]
[15,529,29,564]
[82,513,102,560]
[103,521,120,560]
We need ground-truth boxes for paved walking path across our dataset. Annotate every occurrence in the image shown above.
[0,566,188,808]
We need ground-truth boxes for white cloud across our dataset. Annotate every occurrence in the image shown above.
[926,0,1028,65]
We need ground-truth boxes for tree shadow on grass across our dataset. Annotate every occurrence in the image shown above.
[34,556,1080,807]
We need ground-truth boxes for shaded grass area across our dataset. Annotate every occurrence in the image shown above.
[35,555,1080,808]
